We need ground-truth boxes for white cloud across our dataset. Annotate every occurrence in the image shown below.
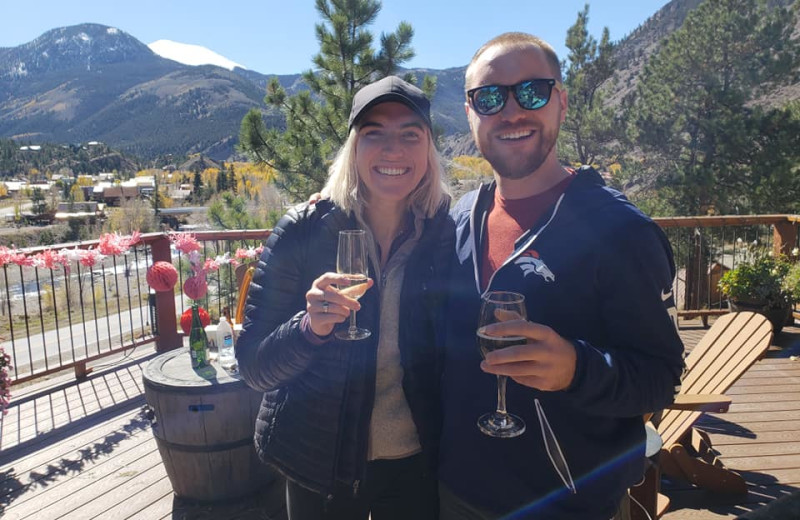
[147,40,245,71]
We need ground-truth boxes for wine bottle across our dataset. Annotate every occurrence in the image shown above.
[189,302,208,368]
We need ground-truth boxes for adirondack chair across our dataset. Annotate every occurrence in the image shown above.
[234,264,255,325]
[630,311,774,520]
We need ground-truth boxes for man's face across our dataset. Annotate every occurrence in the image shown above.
[465,45,567,180]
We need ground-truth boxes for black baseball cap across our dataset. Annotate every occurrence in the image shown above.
[348,75,432,131]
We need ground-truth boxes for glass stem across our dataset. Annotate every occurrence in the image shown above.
[496,375,509,416]
[348,310,357,335]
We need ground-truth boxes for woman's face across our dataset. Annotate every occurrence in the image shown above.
[355,102,430,207]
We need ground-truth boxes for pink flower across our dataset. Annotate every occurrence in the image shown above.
[97,232,140,256]
[0,246,32,267]
[32,249,66,270]
[183,272,208,300]
[170,232,202,255]
[79,249,104,267]
[0,246,16,267]
[11,252,34,267]
[235,246,264,261]
[203,258,220,272]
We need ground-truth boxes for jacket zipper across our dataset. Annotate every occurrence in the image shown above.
[327,265,359,503]
[481,190,567,292]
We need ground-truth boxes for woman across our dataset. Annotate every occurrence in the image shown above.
[236,76,453,520]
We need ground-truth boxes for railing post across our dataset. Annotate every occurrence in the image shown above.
[773,219,798,257]
[151,234,180,352]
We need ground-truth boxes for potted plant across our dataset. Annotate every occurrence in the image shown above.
[718,250,797,333]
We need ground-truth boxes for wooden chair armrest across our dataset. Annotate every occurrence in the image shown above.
[668,394,731,413]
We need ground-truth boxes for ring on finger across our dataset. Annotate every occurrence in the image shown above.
[322,300,329,314]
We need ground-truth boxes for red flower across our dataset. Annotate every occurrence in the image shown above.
[180,306,210,335]
[146,261,179,292]
[170,232,202,255]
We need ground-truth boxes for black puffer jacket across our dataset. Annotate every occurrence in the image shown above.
[236,199,454,499]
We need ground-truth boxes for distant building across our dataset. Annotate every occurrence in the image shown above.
[54,201,105,222]
[98,186,139,206]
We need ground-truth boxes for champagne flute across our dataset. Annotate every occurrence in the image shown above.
[477,290,527,438]
[334,230,371,340]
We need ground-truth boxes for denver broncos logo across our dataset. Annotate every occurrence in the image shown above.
[518,250,555,282]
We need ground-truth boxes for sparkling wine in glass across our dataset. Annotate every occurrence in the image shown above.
[477,290,527,438]
[334,230,371,340]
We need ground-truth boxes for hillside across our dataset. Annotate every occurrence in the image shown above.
[1,0,798,164]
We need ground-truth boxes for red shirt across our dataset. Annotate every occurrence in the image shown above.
[480,174,574,290]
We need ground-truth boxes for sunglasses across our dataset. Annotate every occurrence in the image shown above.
[466,78,561,116]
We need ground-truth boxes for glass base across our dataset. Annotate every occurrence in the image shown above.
[478,412,526,438]
[335,327,371,341]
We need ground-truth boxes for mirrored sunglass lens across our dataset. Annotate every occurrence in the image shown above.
[516,81,550,110]
[473,86,506,114]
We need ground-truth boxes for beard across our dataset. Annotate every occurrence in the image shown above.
[475,124,559,180]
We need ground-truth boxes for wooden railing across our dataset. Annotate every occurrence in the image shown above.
[1,230,270,385]
[653,215,800,324]
[3,215,798,387]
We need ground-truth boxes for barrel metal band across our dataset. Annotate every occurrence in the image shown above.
[155,436,253,453]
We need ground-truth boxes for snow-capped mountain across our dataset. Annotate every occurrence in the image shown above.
[148,39,245,71]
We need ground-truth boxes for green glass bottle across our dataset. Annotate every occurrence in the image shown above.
[189,302,208,368]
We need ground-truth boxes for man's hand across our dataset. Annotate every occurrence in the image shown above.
[480,320,577,391]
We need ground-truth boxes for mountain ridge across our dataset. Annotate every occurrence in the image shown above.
[1,1,797,165]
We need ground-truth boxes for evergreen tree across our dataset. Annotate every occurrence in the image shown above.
[192,171,203,201]
[31,187,48,215]
[559,4,619,167]
[208,192,268,229]
[239,0,417,200]
[216,164,228,193]
[229,164,237,195]
[630,0,799,215]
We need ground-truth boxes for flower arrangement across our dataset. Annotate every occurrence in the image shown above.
[0,231,141,272]
[162,232,263,334]
[719,245,799,307]
[718,243,799,332]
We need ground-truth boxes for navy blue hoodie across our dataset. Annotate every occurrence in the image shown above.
[439,167,684,519]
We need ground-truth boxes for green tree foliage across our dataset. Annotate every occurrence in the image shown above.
[0,139,141,178]
[31,187,48,215]
[216,163,229,192]
[630,0,799,215]
[239,0,416,200]
[741,100,800,213]
[192,171,203,200]
[208,192,271,229]
[559,4,619,167]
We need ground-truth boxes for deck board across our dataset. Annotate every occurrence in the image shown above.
[1,322,799,519]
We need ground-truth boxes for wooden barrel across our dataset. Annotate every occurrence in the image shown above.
[143,348,275,502]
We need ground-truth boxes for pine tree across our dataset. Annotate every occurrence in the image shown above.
[630,0,799,215]
[239,0,417,200]
[229,164,237,195]
[192,171,203,201]
[558,4,619,167]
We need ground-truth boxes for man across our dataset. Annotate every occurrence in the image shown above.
[438,32,684,519]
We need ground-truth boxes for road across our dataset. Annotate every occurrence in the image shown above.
[2,294,184,377]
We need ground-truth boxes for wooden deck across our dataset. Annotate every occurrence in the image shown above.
[1,321,799,520]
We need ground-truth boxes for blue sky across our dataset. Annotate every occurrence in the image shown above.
[1,0,670,74]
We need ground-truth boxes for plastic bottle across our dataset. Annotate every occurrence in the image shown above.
[216,315,236,371]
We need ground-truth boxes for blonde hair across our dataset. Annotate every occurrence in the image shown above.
[323,126,450,219]
[465,32,563,89]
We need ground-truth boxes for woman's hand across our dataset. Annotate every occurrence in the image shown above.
[306,273,374,337]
